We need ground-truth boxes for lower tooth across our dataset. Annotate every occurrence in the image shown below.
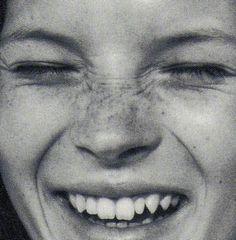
[117,222,128,228]
[129,222,140,227]
[106,222,117,228]
[142,218,153,224]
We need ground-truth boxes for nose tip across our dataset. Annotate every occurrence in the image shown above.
[76,131,161,167]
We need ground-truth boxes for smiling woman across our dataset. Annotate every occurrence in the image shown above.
[0,1,235,240]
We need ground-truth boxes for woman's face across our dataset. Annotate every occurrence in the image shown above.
[0,0,235,240]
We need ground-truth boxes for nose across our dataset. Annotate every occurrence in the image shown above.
[79,131,161,166]
[71,96,162,167]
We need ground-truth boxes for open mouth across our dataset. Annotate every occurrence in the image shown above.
[67,192,186,228]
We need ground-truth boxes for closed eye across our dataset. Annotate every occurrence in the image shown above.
[167,64,233,77]
[7,61,85,86]
[11,62,78,75]
[160,63,235,86]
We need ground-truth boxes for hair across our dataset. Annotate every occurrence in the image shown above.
[0,1,30,239]
[0,177,30,240]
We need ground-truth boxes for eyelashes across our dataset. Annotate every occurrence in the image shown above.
[11,62,78,75]
[163,64,233,78]
[9,62,83,85]
[9,61,235,88]
[157,63,235,88]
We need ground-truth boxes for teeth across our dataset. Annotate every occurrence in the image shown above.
[76,194,86,213]
[97,198,116,220]
[69,194,77,209]
[145,194,160,214]
[142,217,153,224]
[171,196,180,207]
[116,198,135,221]
[117,222,128,228]
[160,195,172,210]
[69,193,181,226]
[106,222,116,228]
[134,198,145,214]
[86,197,97,215]
[129,222,139,227]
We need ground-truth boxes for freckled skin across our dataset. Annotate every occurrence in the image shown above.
[0,0,235,240]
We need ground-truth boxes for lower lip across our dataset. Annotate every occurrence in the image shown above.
[54,192,190,239]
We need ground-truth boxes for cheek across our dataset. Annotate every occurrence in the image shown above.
[0,87,71,174]
[0,86,77,239]
[164,92,236,181]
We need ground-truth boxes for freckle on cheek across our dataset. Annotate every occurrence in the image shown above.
[205,137,210,141]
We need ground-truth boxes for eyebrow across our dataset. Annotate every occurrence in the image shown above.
[147,28,236,55]
[0,28,91,64]
[164,29,235,45]
[1,27,235,57]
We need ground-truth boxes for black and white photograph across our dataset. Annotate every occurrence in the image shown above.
[0,0,235,239]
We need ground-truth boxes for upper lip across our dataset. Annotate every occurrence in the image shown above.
[54,180,190,199]
[48,169,192,199]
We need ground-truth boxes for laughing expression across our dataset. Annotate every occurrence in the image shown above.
[0,0,235,240]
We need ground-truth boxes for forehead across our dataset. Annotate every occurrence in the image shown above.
[2,0,236,55]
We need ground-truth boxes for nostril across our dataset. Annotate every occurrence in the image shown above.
[74,132,162,166]
[77,145,155,166]
[119,146,155,160]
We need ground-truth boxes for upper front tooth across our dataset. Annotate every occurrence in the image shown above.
[97,198,116,220]
[160,195,171,210]
[86,197,97,215]
[116,198,135,221]
[134,198,145,214]
[76,194,86,213]
[145,194,160,214]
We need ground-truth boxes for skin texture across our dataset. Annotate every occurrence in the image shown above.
[0,0,235,239]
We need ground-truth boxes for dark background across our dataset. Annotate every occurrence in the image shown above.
[0,177,30,240]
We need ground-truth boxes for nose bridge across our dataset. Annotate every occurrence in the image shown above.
[84,92,143,142]
[92,44,142,81]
